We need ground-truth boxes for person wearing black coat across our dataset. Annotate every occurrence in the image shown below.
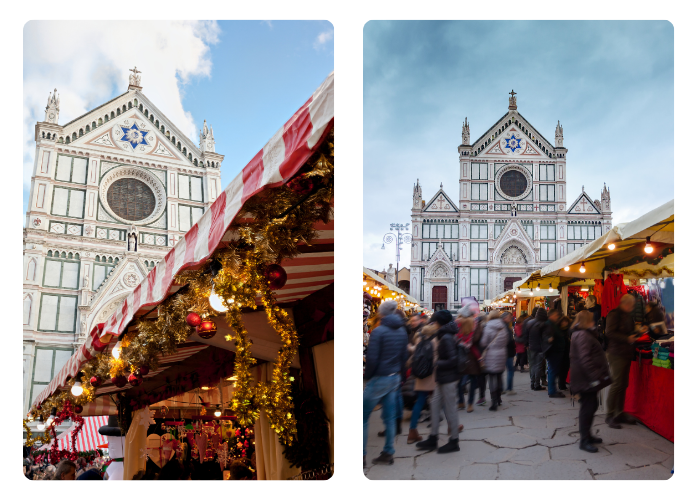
[416,310,461,454]
[527,307,547,391]
[541,309,566,398]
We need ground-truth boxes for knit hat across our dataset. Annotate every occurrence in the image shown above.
[431,310,453,326]
[457,305,476,319]
[377,300,398,317]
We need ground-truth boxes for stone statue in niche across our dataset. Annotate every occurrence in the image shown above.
[129,66,142,87]
[511,203,517,217]
[128,233,137,252]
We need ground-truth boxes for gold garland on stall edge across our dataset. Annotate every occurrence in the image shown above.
[24,130,333,447]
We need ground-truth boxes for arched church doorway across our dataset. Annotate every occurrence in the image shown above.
[504,277,520,291]
[432,286,447,311]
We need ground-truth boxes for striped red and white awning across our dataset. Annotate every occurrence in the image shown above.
[32,71,334,409]
[39,416,108,451]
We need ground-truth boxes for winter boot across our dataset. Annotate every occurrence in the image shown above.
[466,404,474,413]
[579,439,598,453]
[489,400,498,411]
[437,438,460,454]
[407,428,421,445]
[371,451,395,464]
[416,434,438,451]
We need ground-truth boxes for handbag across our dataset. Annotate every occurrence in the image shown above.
[478,330,500,370]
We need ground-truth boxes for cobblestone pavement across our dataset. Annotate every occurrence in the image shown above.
[364,369,673,480]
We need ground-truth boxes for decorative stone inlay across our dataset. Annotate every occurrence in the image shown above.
[123,272,139,288]
[495,164,532,201]
[99,165,166,226]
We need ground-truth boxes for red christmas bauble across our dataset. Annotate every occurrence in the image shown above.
[138,365,150,376]
[264,264,287,290]
[128,373,143,387]
[197,320,218,340]
[90,376,102,388]
[186,312,202,327]
[111,375,128,388]
[288,175,315,196]
[74,404,83,414]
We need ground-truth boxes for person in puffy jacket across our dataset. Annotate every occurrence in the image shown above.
[416,310,461,454]
[570,310,611,453]
[480,310,510,411]
[527,307,547,391]
[363,300,408,467]
[405,322,438,444]
[456,308,483,412]
[514,312,529,372]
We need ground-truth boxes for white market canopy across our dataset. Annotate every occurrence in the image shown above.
[514,199,674,290]
[363,267,422,308]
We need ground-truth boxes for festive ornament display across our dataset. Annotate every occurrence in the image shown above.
[138,365,150,376]
[90,376,102,388]
[186,312,202,327]
[74,404,83,414]
[264,264,288,290]
[111,375,128,388]
[128,372,143,387]
[197,320,218,340]
[288,175,314,195]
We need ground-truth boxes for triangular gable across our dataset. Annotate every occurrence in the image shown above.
[494,219,534,246]
[568,191,601,215]
[89,255,150,311]
[423,189,458,213]
[472,111,556,158]
[478,126,550,159]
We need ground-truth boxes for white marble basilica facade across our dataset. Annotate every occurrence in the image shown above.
[409,92,612,311]
[23,68,224,417]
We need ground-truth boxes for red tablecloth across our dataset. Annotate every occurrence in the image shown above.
[624,360,674,442]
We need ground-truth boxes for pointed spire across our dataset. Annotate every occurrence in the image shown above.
[44,88,60,124]
[555,120,564,147]
[508,90,518,110]
[199,119,215,153]
[462,117,470,144]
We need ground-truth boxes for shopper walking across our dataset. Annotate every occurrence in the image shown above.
[514,312,529,372]
[542,308,567,398]
[604,294,638,429]
[527,307,547,391]
[557,315,572,391]
[585,295,602,325]
[480,310,510,411]
[502,311,517,395]
[570,310,611,452]
[416,310,461,454]
[405,321,438,444]
[363,300,409,466]
[455,306,477,410]
[472,312,488,406]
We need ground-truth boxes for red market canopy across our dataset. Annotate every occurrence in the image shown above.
[39,416,108,451]
[33,72,334,410]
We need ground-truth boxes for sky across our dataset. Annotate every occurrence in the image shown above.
[363,20,673,272]
[22,20,333,221]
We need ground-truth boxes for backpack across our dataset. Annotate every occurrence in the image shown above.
[412,335,435,379]
[456,337,472,375]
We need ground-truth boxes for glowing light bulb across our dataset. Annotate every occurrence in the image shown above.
[209,286,227,312]
[214,406,222,417]
[549,283,553,292]
[608,243,616,250]
[530,290,534,296]
[564,266,570,272]
[579,262,586,273]
[112,341,122,360]
[71,381,83,397]
[644,237,653,254]
[37,420,45,431]
[536,283,540,291]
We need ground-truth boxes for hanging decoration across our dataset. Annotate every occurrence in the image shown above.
[26,128,333,449]
[197,319,218,340]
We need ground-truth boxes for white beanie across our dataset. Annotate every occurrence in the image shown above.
[378,300,398,317]
[457,305,476,319]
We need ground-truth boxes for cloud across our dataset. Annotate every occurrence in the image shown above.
[261,21,273,29]
[314,29,333,50]
[22,20,220,199]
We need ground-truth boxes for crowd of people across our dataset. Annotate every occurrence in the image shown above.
[363,293,666,466]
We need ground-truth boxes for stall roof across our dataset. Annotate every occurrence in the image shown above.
[514,199,673,290]
[363,267,421,305]
[33,72,335,409]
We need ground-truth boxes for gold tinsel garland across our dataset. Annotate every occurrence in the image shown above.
[25,130,333,447]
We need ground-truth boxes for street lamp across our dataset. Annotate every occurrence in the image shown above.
[381,223,412,287]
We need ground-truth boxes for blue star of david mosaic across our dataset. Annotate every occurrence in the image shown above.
[119,123,149,150]
[504,134,522,153]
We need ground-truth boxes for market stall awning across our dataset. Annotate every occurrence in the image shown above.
[515,199,673,290]
[33,72,334,410]
[363,266,421,306]
[39,416,108,451]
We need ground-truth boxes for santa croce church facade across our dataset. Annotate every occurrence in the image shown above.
[22,69,223,417]
[409,92,612,311]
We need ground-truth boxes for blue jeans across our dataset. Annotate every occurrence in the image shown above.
[397,386,404,422]
[547,355,560,396]
[363,374,400,456]
[457,374,469,404]
[468,374,485,405]
[506,357,515,391]
[409,390,429,429]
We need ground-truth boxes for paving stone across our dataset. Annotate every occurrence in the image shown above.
[457,463,498,480]
[509,445,551,465]
[661,455,673,470]
[498,461,536,479]
[533,459,592,480]
[550,442,611,461]
[461,415,513,430]
[512,415,548,429]
[595,464,672,480]
[460,425,519,441]
[517,427,556,440]
[486,433,538,449]
[644,438,674,456]
[547,413,577,429]
[414,451,470,480]
[536,428,580,447]
[364,457,415,480]
[597,443,668,469]
[478,447,517,464]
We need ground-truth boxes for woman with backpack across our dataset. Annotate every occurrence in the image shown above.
[480,310,510,411]
[405,322,439,444]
